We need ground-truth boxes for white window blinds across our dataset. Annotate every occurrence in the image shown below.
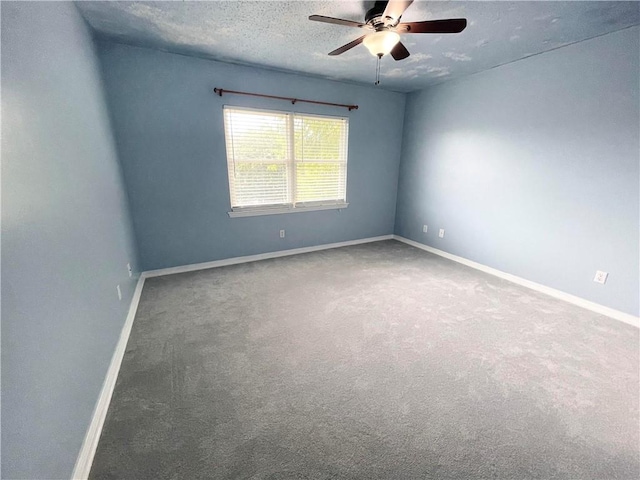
[223,106,349,213]
[294,115,348,206]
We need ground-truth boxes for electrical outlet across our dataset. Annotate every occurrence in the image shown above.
[117,284,122,300]
[280,229,285,238]
[593,270,608,284]
[127,263,132,278]
[422,225,428,233]
[438,228,445,238]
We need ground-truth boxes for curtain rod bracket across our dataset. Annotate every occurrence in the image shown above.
[213,87,357,111]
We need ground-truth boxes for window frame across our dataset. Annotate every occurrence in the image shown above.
[222,105,350,218]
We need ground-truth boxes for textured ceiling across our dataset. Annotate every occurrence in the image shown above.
[76,1,640,92]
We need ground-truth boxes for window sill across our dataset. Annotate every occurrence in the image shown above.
[228,202,349,218]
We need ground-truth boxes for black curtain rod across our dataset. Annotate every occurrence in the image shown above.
[213,87,358,111]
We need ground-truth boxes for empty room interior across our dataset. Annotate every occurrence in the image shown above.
[2,1,639,479]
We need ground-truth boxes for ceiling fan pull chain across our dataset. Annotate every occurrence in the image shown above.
[375,54,382,86]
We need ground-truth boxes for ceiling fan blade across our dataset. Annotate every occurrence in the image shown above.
[382,0,414,25]
[390,41,410,61]
[396,18,468,34]
[328,35,366,56]
[309,15,366,28]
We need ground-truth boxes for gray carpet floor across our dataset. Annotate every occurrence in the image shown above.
[90,240,639,479]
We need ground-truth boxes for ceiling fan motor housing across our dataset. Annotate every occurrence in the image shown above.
[365,2,394,29]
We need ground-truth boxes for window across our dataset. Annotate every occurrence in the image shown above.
[223,106,349,217]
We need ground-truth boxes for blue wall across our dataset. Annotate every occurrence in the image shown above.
[1,2,139,478]
[395,26,640,316]
[97,42,406,271]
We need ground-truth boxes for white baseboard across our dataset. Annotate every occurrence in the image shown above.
[143,235,394,278]
[71,275,146,480]
[393,235,639,329]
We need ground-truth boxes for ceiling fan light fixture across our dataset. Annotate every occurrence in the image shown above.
[363,30,400,57]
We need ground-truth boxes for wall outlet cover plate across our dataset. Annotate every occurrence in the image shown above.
[593,270,608,284]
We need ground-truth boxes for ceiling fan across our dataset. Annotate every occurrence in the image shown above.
[309,0,467,62]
